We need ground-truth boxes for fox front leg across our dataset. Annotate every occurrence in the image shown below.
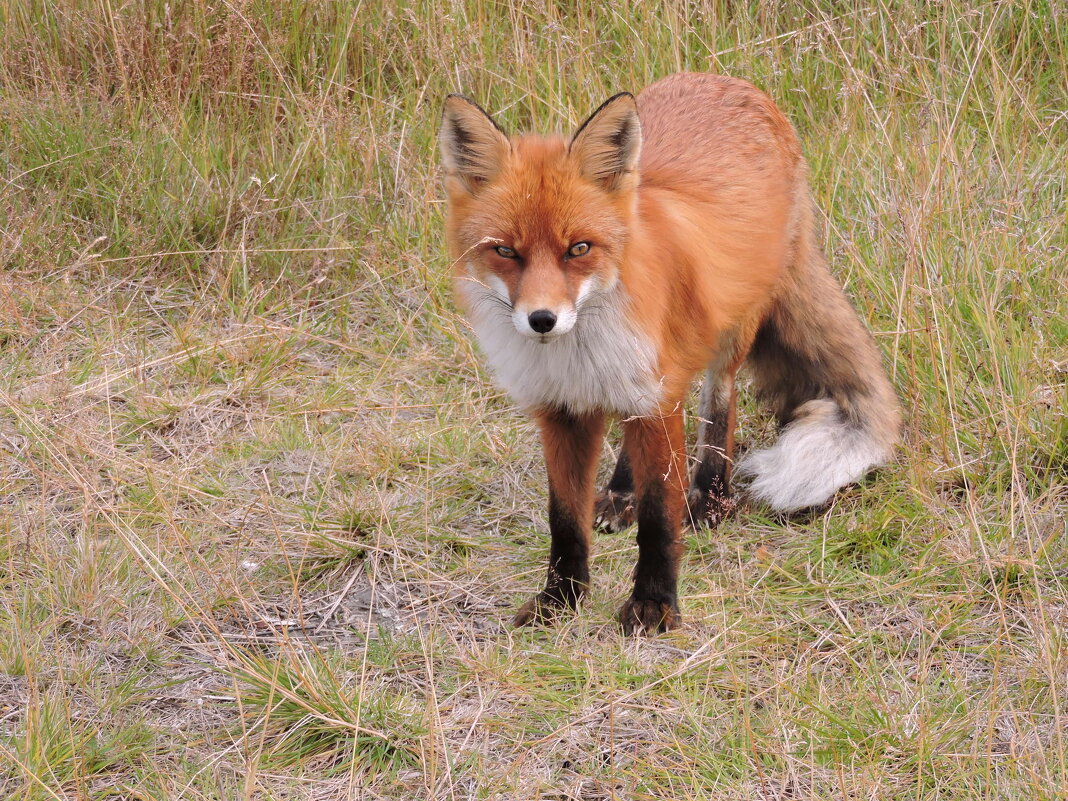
[617,411,686,634]
[513,408,605,627]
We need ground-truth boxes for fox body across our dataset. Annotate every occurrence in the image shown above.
[439,73,900,633]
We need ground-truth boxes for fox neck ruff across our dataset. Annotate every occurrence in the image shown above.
[457,269,663,416]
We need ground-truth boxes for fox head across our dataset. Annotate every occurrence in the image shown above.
[439,93,641,341]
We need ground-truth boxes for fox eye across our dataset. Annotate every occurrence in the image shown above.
[494,245,518,259]
[567,242,591,258]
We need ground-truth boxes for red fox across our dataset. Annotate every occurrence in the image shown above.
[439,73,900,634]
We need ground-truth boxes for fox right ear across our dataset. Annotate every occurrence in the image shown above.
[439,95,510,192]
[569,93,641,192]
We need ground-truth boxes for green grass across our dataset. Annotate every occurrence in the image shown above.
[0,1,1065,798]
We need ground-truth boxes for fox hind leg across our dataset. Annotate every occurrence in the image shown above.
[597,367,740,532]
[735,221,900,512]
[686,368,738,528]
[594,446,635,533]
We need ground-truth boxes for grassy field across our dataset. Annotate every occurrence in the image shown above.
[1,1,1066,798]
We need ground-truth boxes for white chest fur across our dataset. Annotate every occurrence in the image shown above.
[457,275,663,416]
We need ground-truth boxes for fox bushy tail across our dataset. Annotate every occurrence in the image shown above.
[736,199,901,512]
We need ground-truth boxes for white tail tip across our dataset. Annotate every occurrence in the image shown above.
[735,399,891,512]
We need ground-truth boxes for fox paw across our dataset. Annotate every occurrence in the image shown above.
[594,490,635,533]
[617,596,680,635]
[513,590,579,627]
[685,487,737,529]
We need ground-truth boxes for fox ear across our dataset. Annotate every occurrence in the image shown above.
[569,93,641,191]
[439,95,510,191]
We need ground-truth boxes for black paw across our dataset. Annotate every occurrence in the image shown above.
[617,595,680,635]
[594,490,635,533]
[685,487,736,529]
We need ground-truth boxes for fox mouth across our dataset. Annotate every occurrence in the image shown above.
[514,320,571,342]
[531,327,570,344]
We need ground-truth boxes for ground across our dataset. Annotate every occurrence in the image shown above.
[0,2,1066,799]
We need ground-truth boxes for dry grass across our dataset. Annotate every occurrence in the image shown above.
[0,1,1065,798]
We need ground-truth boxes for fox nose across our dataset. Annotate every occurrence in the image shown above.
[528,309,557,334]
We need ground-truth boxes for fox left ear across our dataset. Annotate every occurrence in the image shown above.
[569,93,641,192]
[439,95,511,193]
